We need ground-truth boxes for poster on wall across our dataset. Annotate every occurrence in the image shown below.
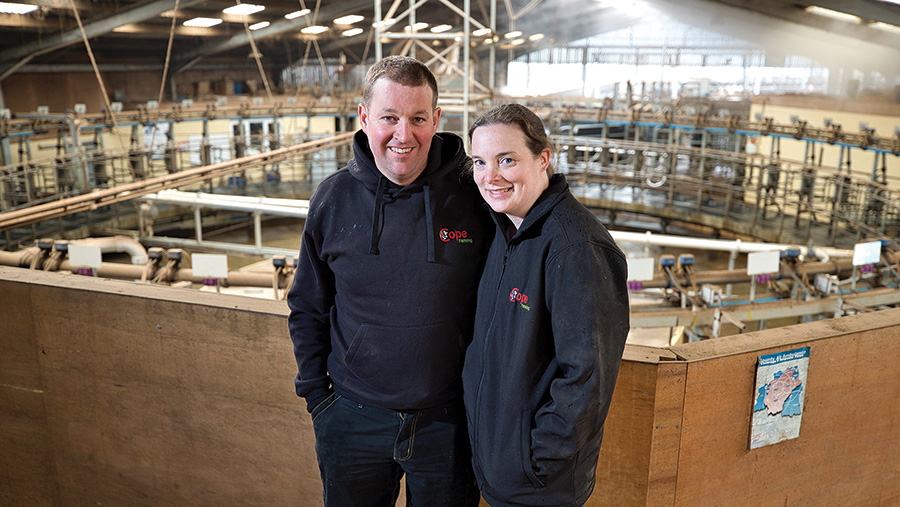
[750,347,810,449]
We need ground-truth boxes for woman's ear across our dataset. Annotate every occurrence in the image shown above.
[540,148,551,171]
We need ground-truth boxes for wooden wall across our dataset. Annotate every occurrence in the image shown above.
[2,266,899,506]
[0,267,317,506]
[593,306,900,506]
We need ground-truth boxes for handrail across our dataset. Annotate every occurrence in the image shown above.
[0,132,353,232]
[553,135,900,248]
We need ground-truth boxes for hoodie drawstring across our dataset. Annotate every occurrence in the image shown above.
[369,177,437,263]
[423,183,435,263]
[369,176,388,255]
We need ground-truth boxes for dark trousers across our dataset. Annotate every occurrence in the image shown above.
[311,393,480,507]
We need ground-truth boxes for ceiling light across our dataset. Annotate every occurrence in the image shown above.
[871,21,900,35]
[184,17,223,28]
[510,38,525,45]
[334,14,364,25]
[504,30,522,39]
[472,28,491,36]
[431,24,452,33]
[342,27,363,37]
[285,9,310,20]
[373,18,397,28]
[249,21,269,30]
[222,4,264,16]
[0,2,38,14]
[404,22,429,31]
[805,6,861,23]
[301,25,328,34]
[528,33,544,41]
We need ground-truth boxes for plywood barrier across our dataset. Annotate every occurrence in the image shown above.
[2,266,899,506]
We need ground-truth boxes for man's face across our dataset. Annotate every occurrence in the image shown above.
[359,79,441,186]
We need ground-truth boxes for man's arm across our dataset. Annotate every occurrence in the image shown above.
[287,216,336,412]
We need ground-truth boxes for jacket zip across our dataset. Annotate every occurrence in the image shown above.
[473,242,511,473]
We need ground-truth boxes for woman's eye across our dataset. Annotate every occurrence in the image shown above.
[500,157,513,165]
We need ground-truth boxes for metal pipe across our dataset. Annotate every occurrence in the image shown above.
[70,236,149,264]
[611,230,848,261]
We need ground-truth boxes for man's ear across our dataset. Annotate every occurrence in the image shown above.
[432,106,442,132]
[358,103,368,130]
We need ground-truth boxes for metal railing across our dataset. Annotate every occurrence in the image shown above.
[555,135,900,249]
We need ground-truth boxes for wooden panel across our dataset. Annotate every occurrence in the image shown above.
[0,271,58,506]
[591,360,658,506]
[0,267,321,506]
[673,310,900,506]
[646,362,686,507]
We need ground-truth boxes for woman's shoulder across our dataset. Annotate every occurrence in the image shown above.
[544,195,623,257]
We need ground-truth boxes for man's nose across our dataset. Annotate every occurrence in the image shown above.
[393,119,411,141]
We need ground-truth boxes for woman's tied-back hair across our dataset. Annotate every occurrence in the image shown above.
[363,56,439,110]
[468,103,555,176]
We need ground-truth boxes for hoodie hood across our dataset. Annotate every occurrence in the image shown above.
[348,130,468,262]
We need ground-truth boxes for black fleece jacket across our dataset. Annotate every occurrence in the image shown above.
[462,174,630,507]
[288,130,490,412]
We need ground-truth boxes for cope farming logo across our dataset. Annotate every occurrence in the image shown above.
[509,287,530,311]
[439,228,473,243]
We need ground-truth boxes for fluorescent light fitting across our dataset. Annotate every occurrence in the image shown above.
[805,6,861,23]
[334,14,364,25]
[510,38,525,45]
[404,22,429,31]
[373,18,397,28]
[528,33,544,41]
[301,25,328,34]
[222,4,264,16]
[504,30,523,39]
[342,27,364,37]
[249,21,269,30]
[431,24,452,33]
[871,21,900,35]
[0,2,38,14]
[184,17,223,27]
[472,28,491,36]
[285,9,310,19]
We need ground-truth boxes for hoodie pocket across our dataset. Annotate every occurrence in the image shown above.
[343,321,463,399]
[520,409,545,489]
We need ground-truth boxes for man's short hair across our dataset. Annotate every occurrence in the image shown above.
[363,56,439,110]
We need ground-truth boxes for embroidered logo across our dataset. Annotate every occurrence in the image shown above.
[439,228,473,243]
[509,287,531,311]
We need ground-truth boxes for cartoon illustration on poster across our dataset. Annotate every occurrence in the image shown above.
[750,347,809,449]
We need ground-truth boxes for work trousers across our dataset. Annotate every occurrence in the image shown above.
[311,392,480,507]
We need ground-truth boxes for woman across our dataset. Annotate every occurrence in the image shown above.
[462,104,630,507]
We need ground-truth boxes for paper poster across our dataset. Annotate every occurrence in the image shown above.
[750,347,809,449]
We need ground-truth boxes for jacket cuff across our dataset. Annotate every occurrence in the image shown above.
[305,388,334,413]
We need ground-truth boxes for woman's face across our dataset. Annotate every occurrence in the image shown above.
[471,123,550,228]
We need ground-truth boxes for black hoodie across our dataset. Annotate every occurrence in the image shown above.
[462,174,630,507]
[288,130,490,412]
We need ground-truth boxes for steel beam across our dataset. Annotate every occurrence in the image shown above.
[0,0,207,81]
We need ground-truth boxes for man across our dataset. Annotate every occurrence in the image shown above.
[287,56,488,506]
